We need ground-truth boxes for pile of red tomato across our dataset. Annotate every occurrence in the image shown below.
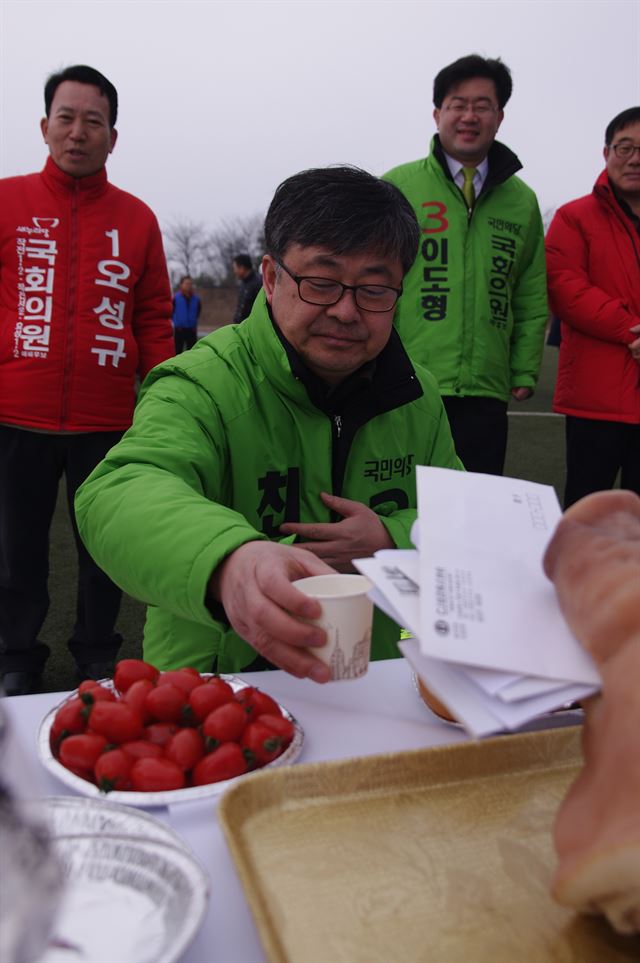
[49,659,295,793]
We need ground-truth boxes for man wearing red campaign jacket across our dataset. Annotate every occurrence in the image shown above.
[0,65,174,695]
[546,107,640,508]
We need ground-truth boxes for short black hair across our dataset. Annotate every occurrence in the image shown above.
[605,107,640,145]
[179,275,192,285]
[264,166,419,275]
[433,55,512,109]
[233,254,253,270]
[44,65,118,127]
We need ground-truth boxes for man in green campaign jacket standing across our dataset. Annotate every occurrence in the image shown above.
[76,167,463,681]
[385,55,547,476]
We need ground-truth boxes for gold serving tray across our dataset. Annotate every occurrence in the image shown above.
[219,727,639,963]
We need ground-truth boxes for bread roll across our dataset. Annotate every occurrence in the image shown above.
[415,676,458,724]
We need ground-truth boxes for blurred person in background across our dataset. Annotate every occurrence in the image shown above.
[0,65,173,695]
[546,107,640,507]
[385,54,548,476]
[232,253,262,323]
[172,274,201,352]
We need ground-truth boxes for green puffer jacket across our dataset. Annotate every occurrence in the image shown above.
[384,138,548,401]
[76,295,463,673]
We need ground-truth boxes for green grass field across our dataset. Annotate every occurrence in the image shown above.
[40,347,565,694]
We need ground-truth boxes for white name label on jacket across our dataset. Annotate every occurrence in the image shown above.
[13,221,131,368]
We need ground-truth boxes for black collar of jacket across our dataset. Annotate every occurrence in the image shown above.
[594,173,640,238]
[269,309,423,420]
[433,134,523,195]
[612,186,640,236]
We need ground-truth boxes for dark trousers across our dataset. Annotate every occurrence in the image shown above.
[0,426,124,674]
[442,396,508,475]
[174,327,197,353]
[564,416,640,508]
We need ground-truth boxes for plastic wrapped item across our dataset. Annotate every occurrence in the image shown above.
[0,702,64,963]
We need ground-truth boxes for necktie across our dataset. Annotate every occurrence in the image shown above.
[461,167,476,209]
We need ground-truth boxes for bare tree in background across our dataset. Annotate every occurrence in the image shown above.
[203,214,265,284]
[164,219,208,279]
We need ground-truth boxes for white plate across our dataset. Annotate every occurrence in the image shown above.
[36,834,209,963]
[23,796,191,852]
[37,674,304,806]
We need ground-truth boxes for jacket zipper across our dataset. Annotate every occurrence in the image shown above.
[330,413,346,517]
[617,212,640,272]
[613,208,640,389]
[460,188,476,392]
[597,182,640,271]
[61,183,80,428]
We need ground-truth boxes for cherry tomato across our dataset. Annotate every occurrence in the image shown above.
[165,728,205,772]
[144,723,178,747]
[94,749,133,792]
[89,701,144,744]
[192,743,248,785]
[77,681,116,704]
[202,702,247,748]
[241,721,284,767]
[257,713,295,748]
[59,733,108,774]
[188,679,234,721]
[130,757,186,792]
[236,686,281,719]
[157,669,202,695]
[113,658,160,694]
[79,688,116,706]
[123,678,155,722]
[64,764,98,783]
[78,680,100,695]
[145,683,192,724]
[121,739,164,761]
[50,697,90,751]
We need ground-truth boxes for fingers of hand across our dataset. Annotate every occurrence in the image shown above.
[248,630,331,683]
[244,591,324,646]
[296,539,341,559]
[213,542,334,683]
[234,588,331,683]
[319,492,364,517]
[543,518,586,580]
[511,387,532,401]
[562,490,640,529]
[280,521,332,541]
[280,495,367,540]
[218,540,327,627]
[296,541,356,572]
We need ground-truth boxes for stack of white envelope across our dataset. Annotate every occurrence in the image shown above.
[354,466,600,738]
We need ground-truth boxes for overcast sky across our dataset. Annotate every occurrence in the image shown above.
[1,0,639,235]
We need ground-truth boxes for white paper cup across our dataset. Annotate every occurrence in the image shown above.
[292,574,373,681]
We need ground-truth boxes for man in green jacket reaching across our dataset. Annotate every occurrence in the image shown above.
[76,167,462,682]
[385,54,548,476]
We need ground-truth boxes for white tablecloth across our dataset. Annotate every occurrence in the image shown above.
[2,659,581,963]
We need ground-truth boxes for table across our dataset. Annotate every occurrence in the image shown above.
[3,659,581,963]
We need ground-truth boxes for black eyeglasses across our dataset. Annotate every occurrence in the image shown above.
[611,143,640,159]
[276,259,402,312]
[443,97,498,116]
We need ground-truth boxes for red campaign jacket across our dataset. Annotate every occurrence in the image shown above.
[546,169,640,424]
[0,157,174,431]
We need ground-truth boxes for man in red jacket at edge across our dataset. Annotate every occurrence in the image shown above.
[0,65,174,695]
[546,107,640,509]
